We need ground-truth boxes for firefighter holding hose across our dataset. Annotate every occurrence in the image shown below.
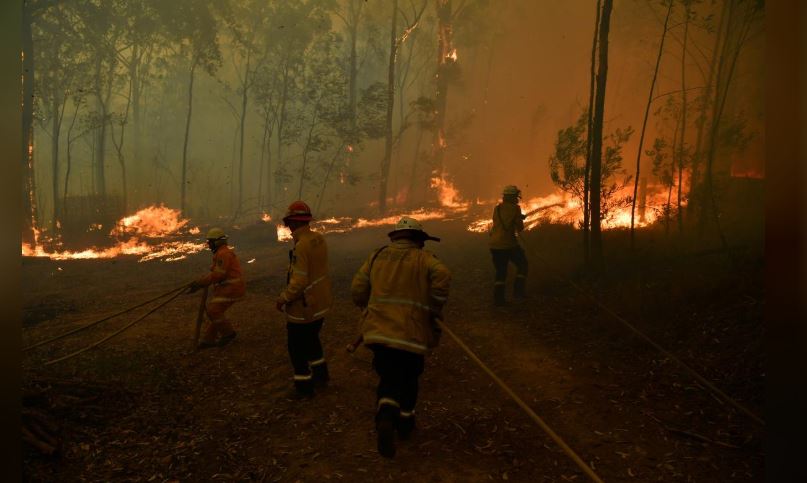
[489,185,528,306]
[189,228,246,349]
[351,217,451,458]
[275,201,333,399]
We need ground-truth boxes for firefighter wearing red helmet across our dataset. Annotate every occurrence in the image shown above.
[276,200,333,398]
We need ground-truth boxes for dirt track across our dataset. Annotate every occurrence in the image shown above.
[22,221,764,482]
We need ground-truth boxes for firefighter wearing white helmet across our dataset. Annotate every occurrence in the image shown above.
[488,185,528,305]
[188,227,246,348]
[350,216,451,458]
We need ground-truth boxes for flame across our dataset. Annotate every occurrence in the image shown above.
[430,175,468,210]
[110,205,189,237]
[446,48,458,62]
[277,225,292,242]
[261,212,272,222]
[22,205,204,262]
[466,184,685,233]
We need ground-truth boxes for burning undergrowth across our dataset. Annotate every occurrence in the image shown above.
[22,205,206,263]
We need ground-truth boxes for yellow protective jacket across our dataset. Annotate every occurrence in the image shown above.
[280,225,333,324]
[351,239,451,355]
[198,245,246,303]
[488,201,525,249]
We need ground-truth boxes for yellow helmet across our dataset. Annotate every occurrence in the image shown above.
[205,227,227,240]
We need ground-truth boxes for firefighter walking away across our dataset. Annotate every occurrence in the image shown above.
[189,228,246,348]
[489,185,528,306]
[351,217,451,458]
[275,201,333,399]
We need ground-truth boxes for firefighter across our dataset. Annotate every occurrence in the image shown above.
[489,185,528,306]
[351,217,451,458]
[189,228,246,349]
[275,201,333,399]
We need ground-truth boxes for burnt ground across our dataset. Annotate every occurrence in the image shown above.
[22,220,764,482]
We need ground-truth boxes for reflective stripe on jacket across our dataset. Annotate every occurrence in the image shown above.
[488,201,525,249]
[281,226,333,324]
[198,245,246,301]
[351,239,451,355]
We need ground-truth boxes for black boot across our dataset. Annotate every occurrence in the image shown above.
[397,413,416,440]
[494,284,506,306]
[514,277,527,299]
[289,378,314,400]
[375,404,400,458]
[312,361,330,387]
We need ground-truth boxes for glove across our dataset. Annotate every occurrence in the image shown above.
[275,297,286,312]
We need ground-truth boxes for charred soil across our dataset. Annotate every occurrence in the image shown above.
[22,221,763,482]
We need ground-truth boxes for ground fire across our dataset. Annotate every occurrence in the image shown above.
[22,1,768,481]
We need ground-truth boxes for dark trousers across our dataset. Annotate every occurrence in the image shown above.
[490,246,528,283]
[286,319,325,387]
[370,344,425,415]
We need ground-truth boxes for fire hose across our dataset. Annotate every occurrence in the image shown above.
[518,231,764,427]
[23,283,193,365]
[23,283,191,353]
[436,319,605,483]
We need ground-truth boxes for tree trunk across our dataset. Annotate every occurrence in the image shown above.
[22,1,37,245]
[316,143,346,214]
[589,0,613,265]
[63,99,82,219]
[584,0,602,265]
[432,0,453,182]
[258,109,271,211]
[180,59,197,215]
[297,103,320,200]
[50,95,61,231]
[378,0,399,214]
[408,127,425,207]
[630,0,673,250]
[688,0,729,216]
[677,4,689,234]
[236,52,251,218]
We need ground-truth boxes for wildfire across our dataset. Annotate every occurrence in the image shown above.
[261,213,272,222]
[466,184,680,233]
[431,175,468,210]
[446,48,458,62]
[22,205,205,262]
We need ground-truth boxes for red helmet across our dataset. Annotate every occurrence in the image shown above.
[283,200,313,222]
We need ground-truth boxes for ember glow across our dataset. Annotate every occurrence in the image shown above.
[22,205,205,262]
[261,213,272,222]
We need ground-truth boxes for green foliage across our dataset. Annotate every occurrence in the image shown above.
[549,111,634,223]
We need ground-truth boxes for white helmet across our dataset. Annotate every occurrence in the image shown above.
[503,185,521,197]
[387,216,441,242]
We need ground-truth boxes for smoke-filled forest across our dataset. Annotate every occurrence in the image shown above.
[22,0,766,481]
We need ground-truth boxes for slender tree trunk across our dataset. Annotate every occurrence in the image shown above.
[258,109,270,210]
[677,4,690,234]
[689,0,729,216]
[408,127,425,207]
[51,95,61,231]
[379,0,399,214]
[702,0,755,250]
[630,0,673,250]
[316,143,346,214]
[64,99,81,220]
[275,63,290,206]
[432,0,453,182]
[236,52,251,217]
[297,104,320,199]
[22,1,37,244]
[181,59,197,215]
[589,0,614,265]
[584,0,602,264]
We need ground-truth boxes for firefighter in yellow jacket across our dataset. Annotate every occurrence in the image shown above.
[275,201,333,398]
[351,217,451,458]
[489,185,528,305]
[189,228,246,349]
